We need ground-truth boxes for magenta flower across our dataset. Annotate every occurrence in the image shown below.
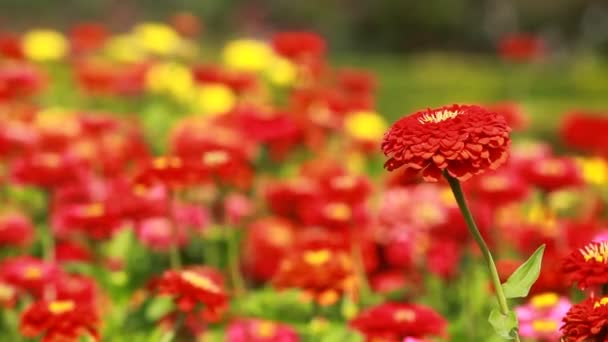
[515,292,571,341]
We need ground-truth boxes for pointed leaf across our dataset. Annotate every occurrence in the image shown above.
[488,309,518,340]
[502,244,545,299]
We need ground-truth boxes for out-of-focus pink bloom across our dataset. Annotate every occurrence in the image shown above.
[0,211,34,247]
[224,193,253,226]
[227,319,300,342]
[136,217,187,252]
[172,202,209,232]
[515,292,571,341]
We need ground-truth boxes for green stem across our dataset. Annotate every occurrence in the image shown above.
[225,226,246,297]
[168,193,182,270]
[444,172,520,342]
[350,234,371,304]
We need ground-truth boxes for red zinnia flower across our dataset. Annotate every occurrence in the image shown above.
[20,299,99,342]
[69,23,108,54]
[0,256,61,298]
[0,210,34,247]
[561,111,608,156]
[381,104,511,181]
[562,241,608,291]
[561,296,608,342]
[484,102,529,130]
[520,156,582,192]
[350,302,447,342]
[272,246,356,307]
[155,266,228,322]
[498,34,545,63]
[271,31,326,61]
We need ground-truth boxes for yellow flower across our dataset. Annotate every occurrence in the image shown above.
[344,111,387,142]
[577,157,608,186]
[133,22,181,56]
[265,55,297,86]
[22,29,68,61]
[145,62,195,103]
[104,34,146,63]
[222,39,272,72]
[191,84,236,116]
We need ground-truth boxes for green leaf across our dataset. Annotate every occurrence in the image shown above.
[502,244,545,299]
[145,296,174,322]
[488,309,518,339]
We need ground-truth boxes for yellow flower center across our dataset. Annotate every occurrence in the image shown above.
[23,266,42,279]
[202,151,229,167]
[324,202,352,221]
[594,297,608,309]
[393,309,416,322]
[267,225,292,247]
[181,271,221,293]
[530,293,559,308]
[153,156,182,169]
[418,109,461,124]
[482,175,508,191]
[331,176,356,190]
[536,160,565,176]
[0,283,15,300]
[304,249,331,266]
[255,321,277,338]
[531,319,558,333]
[580,241,608,263]
[318,290,340,307]
[48,300,75,314]
[81,203,104,217]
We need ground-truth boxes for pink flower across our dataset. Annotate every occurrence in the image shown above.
[227,319,300,342]
[515,292,571,341]
[224,193,253,226]
[136,217,187,251]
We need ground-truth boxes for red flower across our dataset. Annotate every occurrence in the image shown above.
[271,31,326,60]
[10,151,87,188]
[272,246,356,306]
[484,102,529,130]
[498,34,545,63]
[520,156,582,192]
[561,297,608,342]
[0,63,46,101]
[20,299,99,342]
[135,217,187,251]
[156,266,228,321]
[426,239,461,280]
[381,104,511,181]
[55,241,92,264]
[0,210,34,247]
[561,111,608,156]
[349,302,447,342]
[0,32,24,60]
[243,217,296,281]
[470,169,530,207]
[562,241,608,291]
[337,68,377,95]
[0,256,61,298]
[170,12,202,38]
[69,23,108,54]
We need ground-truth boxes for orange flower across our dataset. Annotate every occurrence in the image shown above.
[155,266,228,322]
[381,104,511,181]
[20,299,99,342]
[272,246,356,306]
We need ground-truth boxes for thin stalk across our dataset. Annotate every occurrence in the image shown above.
[350,234,371,304]
[444,172,520,342]
[225,226,246,297]
[168,192,182,270]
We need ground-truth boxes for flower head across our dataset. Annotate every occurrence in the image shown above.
[22,29,68,61]
[155,266,228,321]
[19,299,99,342]
[227,319,300,342]
[381,104,510,181]
[515,292,571,341]
[562,241,608,290]
[349,302,447,341]
[561,296,608,342]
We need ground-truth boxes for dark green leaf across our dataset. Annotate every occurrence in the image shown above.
[502,244,545,299]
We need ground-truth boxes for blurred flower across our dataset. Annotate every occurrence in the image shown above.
[192,84,236,115]
[103,34,146,63]
[498,33,545,63]
[577,157,608,186]
[484,102,529,130]
[337,68,377,96]
[55,240,92,264]
[22,29,68,61]
[169,12,202,38]
[426,239,461,280]
[145,61,194,102]
[69,23,108,55]
[222,39,272,72]
[515,292,571,341]
[561,111,608,156]
[272,31,326,61]
[344,110,387,145]
[265,55,297,86]
[243,217,296,282]
[0,281,17,308]
[0,256,61,298]
[20,299,99,342]
[520,156,582,192]
[561,297,608,342]
[136,217,187,251]
[562,240,608,291]
[0,63,46,101]
[224,193,253,226]
[0,32,24,60]
[0,210,34,247]
[156,266,228,321]
[75,59,148,96]
[227,319,300,342]
[470,170,530,207]
[132,22,181,56]
[349,302,447,341]
[272,246,356,306]
[381,104,511,181]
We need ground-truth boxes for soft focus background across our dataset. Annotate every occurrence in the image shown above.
[1,1,608,342]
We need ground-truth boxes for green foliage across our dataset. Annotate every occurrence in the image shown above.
[488,309,519,340]
[502,245,545,299]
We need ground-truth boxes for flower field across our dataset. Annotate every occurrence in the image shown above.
[2,14,608,342]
